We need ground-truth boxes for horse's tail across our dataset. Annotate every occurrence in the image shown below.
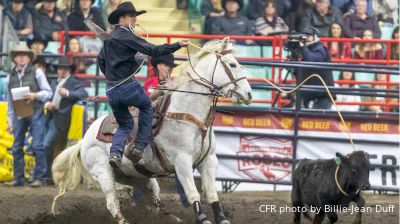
[51,141,95,215]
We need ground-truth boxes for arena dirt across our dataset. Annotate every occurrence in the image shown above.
[0,184,398,224]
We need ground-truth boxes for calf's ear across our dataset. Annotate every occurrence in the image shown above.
[335,152,346,161]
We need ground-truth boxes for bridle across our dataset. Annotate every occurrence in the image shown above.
[185,48,247,98]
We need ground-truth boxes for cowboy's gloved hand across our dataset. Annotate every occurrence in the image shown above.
[179,39,190,47]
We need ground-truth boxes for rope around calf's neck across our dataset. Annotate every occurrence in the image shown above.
[187,42,356,152]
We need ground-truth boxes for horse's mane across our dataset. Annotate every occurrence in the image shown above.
[168,40,224,89]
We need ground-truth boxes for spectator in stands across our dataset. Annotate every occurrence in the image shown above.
[103,0,122,31]
[143,54,176,97]
[299,0,342,37]
[201,0,225,34]
[32,56,48,73]
[247,0,284,20]
[334,71,361,111]
[343,0,381,38]
[57,0,77,14]
[391,26,399,60]
[33,0,68,41]
[67,0,106,31]
[371,0,398,25]
[4,44,52,187]
[27,35,48,55]
[331,0,353,14]
[67,37,92,74]
[254,1,289,40]
[298,26,335,109]
[211,0,255,45]
[284,0,315,32]
[354,29,383,59]
[325,22,352,59]
[43,56,88,181]
[4,0,33,41]
[366,73,386,112]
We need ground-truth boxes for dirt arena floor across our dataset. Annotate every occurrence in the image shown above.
[0,182,398,224]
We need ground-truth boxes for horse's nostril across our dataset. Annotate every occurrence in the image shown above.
[248,92,252,100]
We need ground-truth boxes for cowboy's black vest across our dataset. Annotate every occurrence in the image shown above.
[8,65,43,111]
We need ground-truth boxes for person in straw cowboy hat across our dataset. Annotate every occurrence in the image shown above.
[4,43,52,187]
[97,1,189,174]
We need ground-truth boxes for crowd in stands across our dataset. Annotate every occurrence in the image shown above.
[0,0,398,113]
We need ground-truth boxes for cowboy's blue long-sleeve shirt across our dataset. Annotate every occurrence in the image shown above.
[98,25,181,81]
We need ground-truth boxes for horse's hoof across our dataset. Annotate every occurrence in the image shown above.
[219,220,231,224]
[118,219,130,224]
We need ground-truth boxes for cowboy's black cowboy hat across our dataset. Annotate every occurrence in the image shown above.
[108,2,147,25]
[222,0,243,11]
[53,56,76,73]
[27,35,48,49]
[151,54,177,68]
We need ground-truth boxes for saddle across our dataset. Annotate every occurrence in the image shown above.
[96,94,173,176]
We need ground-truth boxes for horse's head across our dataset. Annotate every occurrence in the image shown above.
[192,37,252,104]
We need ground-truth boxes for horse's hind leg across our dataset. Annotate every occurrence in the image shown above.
[83,146,128,224]
[175,153,211,224]
[197,153,230,224]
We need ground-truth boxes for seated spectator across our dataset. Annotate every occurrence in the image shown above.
[57,0,77,14]
[284,0,315,32]
[391,26,399,60]
[27,35,48,55]
[299,0,342,37]
[354,29,383,59]
[67,0,106,31]
[33,0,67,41]
[333,71,361,111]
[331,0,353,14]
[366,73,386,112]
[371,0,398,25]
[325,22,352,59]
[343,0,381,38]
[247,0,284,20]
[211,0,255,45]
[67,37,91,74]
[254,1,288,40]
[4,0,33,41]
[32,56,48,73]
[103,0,122,31]
[201,0,225,34]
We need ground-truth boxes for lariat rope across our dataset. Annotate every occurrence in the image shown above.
[185,42,356,152]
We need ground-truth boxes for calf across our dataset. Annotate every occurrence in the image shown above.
[292,151,371,224]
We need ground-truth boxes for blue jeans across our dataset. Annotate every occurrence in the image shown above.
[106,79,153,160]
[12,109,46,184]
[43,118,68,179]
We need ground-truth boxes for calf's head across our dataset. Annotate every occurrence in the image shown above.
[336,151,371,190]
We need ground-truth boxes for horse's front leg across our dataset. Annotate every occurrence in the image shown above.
[197,153,230,224]
[174,152,211,224]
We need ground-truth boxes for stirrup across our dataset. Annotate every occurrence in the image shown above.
[124,145,143,163]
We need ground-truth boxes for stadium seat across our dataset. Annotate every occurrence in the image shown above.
[232,45,262,57]
[242,66,269,79]
[262,46,273,58]
[380,25,394,40]
[44,41,60,54]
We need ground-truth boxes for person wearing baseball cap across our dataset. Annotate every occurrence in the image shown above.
[4,43,52,187]
[98,1,189,174]
[298,26,335,110]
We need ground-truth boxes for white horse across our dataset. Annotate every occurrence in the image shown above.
[51,37,253,224]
